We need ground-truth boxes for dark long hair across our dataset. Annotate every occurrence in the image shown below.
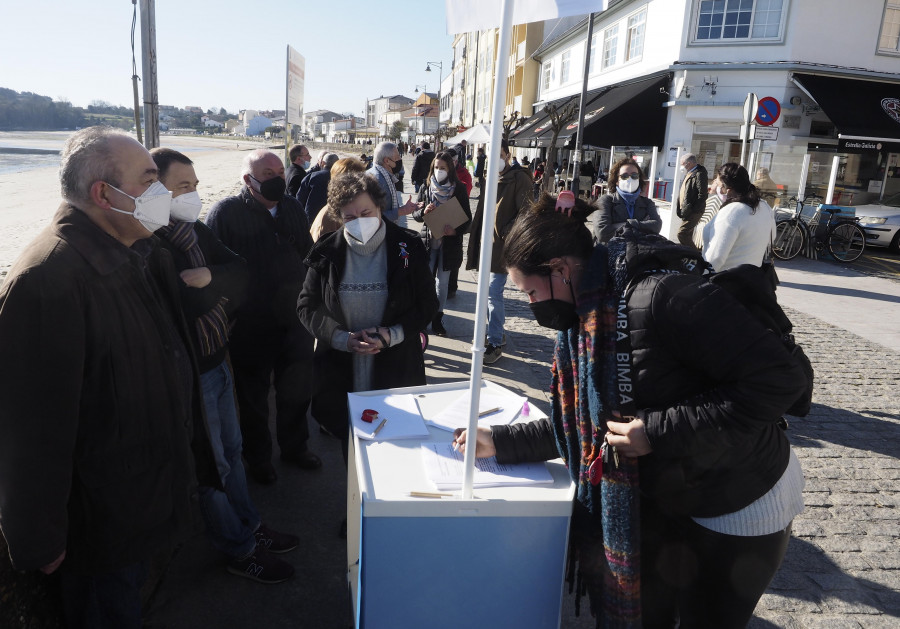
[428,151,460,186]
[503,192,594,276]
[607,157,644,191]
[717,162,761,211]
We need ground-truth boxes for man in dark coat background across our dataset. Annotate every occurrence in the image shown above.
[411,141,435,193]
[0,127,218,628]
[206,149,320,485]
[675,152,709,248]
[285,144,312,197]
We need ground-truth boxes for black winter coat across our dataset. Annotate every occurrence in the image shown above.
[411,150,435,185]
[494,269,805,519]
[205,187,312,330]
[296,170,331,226]
[156,221,248,373]
[590,192,662,245]
[297,221,438,433]
[412,181,472,272]
[286,163,308,197]
[0,205,219,574]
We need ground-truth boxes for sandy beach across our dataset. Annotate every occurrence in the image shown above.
[0,133,359,282]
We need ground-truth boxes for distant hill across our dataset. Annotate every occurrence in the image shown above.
[0,88,134,131]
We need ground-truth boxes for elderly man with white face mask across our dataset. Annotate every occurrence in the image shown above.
[0,127,221,627]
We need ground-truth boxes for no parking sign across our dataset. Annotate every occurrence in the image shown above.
[755,97,781,126]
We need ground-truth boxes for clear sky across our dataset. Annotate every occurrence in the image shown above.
[0,0,454,117]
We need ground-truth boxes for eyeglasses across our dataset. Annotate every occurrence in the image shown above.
[619,172,640,180]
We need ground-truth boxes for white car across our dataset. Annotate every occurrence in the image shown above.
[856,193,900,252]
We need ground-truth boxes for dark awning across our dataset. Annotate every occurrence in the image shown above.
[509,72,670,149]
[507,87,606,147]
[792,73,900,143]
[558,73,670,149]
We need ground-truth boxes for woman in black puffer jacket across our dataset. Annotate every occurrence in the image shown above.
[454,193,806,629]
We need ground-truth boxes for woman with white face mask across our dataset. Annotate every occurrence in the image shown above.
[701,162,776,272]
[589,157,662,245]
[411,151,472,336]
[297,172,438,460]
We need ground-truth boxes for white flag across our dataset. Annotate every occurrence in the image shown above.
[446,0,607,34]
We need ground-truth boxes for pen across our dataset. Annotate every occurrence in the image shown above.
[478,406,502,417]
[409,491,454,498]
[372,417,388,437]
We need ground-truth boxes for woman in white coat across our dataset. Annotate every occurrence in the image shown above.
[702,162,776,272]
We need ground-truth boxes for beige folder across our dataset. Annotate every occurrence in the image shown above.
[423,196,469,233]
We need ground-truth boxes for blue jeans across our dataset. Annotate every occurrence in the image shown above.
[487,272,506,346]
[198,360,260,559]
[61,561,148,629]
[429,244,450,312]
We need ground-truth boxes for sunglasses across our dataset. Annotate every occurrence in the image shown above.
[619,172,640,180]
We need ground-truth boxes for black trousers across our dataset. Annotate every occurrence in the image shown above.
[641,499,792,629]
[229,321,313,467]
[60,561,148,629]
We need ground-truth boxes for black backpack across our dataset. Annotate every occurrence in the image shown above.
[709,263,814,417]
[613,224,814,417]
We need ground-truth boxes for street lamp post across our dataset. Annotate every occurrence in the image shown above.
[425,61,443,133]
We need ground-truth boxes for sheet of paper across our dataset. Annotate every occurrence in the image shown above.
[420,442,553,490]
[348,393,429,441]
[426,389,526,432]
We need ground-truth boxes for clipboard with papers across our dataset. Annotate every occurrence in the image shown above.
[422,195,469,233]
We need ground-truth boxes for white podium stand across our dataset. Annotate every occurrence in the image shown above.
[347,380,575,629]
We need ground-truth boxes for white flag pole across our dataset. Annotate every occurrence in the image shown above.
[461,0,515,500]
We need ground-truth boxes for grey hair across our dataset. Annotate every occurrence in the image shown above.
[240,149,271,180]
[323,153,340,171]
[682,153,697,165]
[59,126,129,206]
[374,141,397,166]
[316,149,328,165]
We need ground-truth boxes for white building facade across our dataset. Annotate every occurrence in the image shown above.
[501,0,900,205]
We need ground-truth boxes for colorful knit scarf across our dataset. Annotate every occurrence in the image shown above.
[158,221,231,358]
[551,242,641,628]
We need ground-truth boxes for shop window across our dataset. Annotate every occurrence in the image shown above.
[809,120,836,138]
[626,9,647,61]
[879,2,900,53]
[693,0,786,43]
[602,24,619,69]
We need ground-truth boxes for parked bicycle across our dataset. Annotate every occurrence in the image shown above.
[772,196,866,263]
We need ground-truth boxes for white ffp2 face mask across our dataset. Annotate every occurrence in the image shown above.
[345,216,382,244]
[434,168,448,183]
[108,181,172,232]
[169,190,203,222]
[618,177,640,194]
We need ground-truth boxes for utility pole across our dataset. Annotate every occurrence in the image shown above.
[139,0,160,149]
[570,13,596,198]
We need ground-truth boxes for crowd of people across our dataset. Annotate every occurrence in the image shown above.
[0,126,799,628]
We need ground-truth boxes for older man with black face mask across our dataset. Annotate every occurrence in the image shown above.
[205,150,319,484]
[368,141,418,223]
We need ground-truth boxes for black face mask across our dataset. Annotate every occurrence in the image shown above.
[392,160,403,175]
[529,275,578,331]
[250,175,286,202]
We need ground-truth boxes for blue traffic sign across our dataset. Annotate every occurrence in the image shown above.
[755,97,781,126]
